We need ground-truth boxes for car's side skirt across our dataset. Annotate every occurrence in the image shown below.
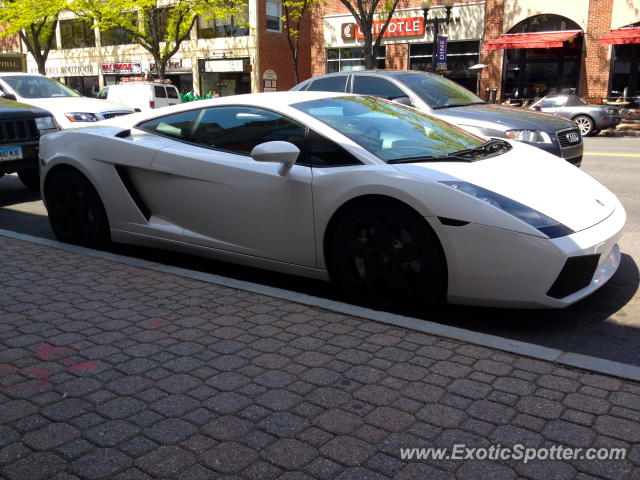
[110,229,330,281]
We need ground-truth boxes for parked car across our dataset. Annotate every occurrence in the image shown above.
[40,92,624,309]
[98,82,182,111]
[0,98,58,189]
[529,93,621,136]
[0,73,134,129]
[292,71,584,166]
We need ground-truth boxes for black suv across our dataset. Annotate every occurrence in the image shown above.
[292,71,584,166]
[0,98,58,190]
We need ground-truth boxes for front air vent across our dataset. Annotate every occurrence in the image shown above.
[547,254,600,299]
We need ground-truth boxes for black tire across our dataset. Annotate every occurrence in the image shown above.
[17,167,40,190]
[326,201,447,310]
[44,170,110,248]
[573,115,595,136]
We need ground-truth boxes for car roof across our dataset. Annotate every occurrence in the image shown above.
[303,70,429,80]
[101,91,355,126]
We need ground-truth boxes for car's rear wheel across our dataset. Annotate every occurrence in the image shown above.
[573,115,595,136]
[44,170,110,248]
[17,167,40,190]
[327,201,447,310]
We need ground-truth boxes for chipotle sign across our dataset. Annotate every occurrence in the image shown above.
[341,17,424,40]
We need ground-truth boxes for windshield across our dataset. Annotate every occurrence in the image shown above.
[291,96,487,162]
[398,73,484,109]
[1,75,81,99]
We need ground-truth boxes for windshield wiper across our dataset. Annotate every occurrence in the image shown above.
[387,154,475,164]
[432,101,486,110]
[449,139,512,159]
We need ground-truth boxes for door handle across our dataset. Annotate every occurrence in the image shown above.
[154,164,176,174]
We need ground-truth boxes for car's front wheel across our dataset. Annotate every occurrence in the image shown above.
[17,167,40,190]
[327,201,447,310]
[573,115,595,136]
[44,170,110,248]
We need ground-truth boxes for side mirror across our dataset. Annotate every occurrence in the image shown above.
[392,96,413,107]
[250,141,300,176]
[533,105,542,111]
[0,91,17,101]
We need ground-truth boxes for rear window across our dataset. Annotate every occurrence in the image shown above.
[307,76,348,93]
[167,87,179,99]
[154,86,167,98]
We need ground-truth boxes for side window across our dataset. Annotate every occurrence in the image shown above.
[307,76,348,93]
[303,130,361,167]
[167,87,179,99]
[352,76,407,100]
[190,106,306,155]
[154,85,167,98]
[98,87,108,99]
[137,109,200,140]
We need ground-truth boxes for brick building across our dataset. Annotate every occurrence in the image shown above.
[308,0,640,102]
[8,0,310,97]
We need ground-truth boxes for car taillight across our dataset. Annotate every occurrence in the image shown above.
[149,101,155,109]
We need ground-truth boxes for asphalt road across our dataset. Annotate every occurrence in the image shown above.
[1,135,639,365]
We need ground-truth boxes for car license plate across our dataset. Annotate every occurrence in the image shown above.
[0,145,23,161]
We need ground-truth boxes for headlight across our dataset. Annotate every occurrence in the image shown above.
[34,116,56,131]
[505,129,553,144]
[440,181,574,238]
[65,112,99,122]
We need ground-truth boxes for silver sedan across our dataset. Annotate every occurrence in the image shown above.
[529,93,621,136]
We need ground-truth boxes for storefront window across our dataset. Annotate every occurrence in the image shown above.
[198,59,251,97]
[502,15,582,99]
[326,47,386,72]
[197,7,249,38]
[609,22,640,101]
[66,76,99,97]
[266,0,281,32]
[60,19,95,49]
[409,41,480,92]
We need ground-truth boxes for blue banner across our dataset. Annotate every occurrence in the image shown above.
[436,36,448,70]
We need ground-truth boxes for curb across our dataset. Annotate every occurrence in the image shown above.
[2,227,640,383]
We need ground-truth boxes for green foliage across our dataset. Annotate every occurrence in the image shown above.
[75,0,246,76]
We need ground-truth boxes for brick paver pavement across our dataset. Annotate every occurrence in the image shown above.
[1,235,639,480]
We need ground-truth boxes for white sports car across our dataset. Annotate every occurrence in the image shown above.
[39,92,625,309]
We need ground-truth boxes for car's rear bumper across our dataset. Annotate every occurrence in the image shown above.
[430,203,626,308]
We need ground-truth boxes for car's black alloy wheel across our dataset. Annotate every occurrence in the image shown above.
[45,170,110,248]
[17,167,40,190]
[328,201,447,310]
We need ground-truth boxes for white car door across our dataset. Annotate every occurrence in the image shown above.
[141,105,317,267]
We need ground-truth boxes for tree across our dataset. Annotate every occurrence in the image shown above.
[0,0,66,75]
[282,0,322,84]
[79,0,246,80]
[337,0,401,69]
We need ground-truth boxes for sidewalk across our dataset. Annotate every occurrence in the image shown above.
[1,234,639,480]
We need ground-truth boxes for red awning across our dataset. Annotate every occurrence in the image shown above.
[484,30,581,50]
[599,27,640,45]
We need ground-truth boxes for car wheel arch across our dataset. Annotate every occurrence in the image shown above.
[322,193,446,266]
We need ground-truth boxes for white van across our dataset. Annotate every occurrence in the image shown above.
[99,83,182,111]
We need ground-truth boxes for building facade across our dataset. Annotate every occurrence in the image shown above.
[1,0,310,98]
[312,0,640,102]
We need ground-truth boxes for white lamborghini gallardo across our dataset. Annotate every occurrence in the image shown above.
[39,92,625,309]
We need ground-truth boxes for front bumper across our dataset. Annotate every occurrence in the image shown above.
[430,204,626,308]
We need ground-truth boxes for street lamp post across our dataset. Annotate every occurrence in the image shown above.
[420,0,454,71]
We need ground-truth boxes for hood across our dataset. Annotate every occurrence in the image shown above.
[434,104,575,133]
[0,99,50,118]
[24,96,133,114]
[393,142,617,234]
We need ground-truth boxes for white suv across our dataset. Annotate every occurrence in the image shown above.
[98,82,182,111]
[0,73,134,129]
